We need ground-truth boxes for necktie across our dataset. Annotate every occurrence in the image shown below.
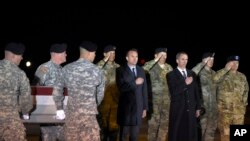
[132,68,137,79]
[182,71,187,79]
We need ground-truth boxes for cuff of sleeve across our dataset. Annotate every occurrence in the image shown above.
[56,104,64,110]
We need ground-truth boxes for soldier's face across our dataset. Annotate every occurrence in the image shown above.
[105,51,115,62]
[89,51,96,62]
[157,52,167,64]
[231,61,239,71]
[14,54,23,65]
[59,51,67,64]
[52,52,67,64]
[126,51,138,66]
[206,58,214,68]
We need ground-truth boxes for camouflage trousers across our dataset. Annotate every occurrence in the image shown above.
[200,112,217,141]
[148,103,169,141]
[64,113,100,141]
[218,112,244,141]
[0,111,27,141]
[41,124,64,141]
[98,105,119,141]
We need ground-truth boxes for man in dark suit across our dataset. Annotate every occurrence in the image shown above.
[116,48,148,141]
[167,52,201,141]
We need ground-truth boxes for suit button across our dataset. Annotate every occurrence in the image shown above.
[187,110,189,112]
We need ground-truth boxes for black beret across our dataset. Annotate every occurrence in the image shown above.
[5,42,26,55]
[227,55,240,62]
[80,41,97,52]
[155,48,167,54]
[50,43,67,53]
[104,45,116,53]
[202,52,214,59]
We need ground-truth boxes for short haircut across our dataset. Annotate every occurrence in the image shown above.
[126,48,138,57]
[176,51,188,59]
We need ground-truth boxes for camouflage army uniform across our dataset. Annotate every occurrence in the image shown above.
[213,68,249,141]
[35,60,63,86]
[53,58,105,141]
[34,60,64,141]
[97,60,120,141]
[192,62,218,141]
[0,59,32,141]
[143,60,173,141]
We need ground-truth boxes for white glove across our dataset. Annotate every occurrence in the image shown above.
[55,110,65,120]
[23,114,30,120]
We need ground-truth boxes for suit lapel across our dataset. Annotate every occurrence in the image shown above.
[135,65,140,77]
[186,70,191,77]
[175,68,185,80]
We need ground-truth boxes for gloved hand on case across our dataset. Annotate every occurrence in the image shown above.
[55,110,65,120]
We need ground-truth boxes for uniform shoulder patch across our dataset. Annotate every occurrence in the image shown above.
[38,66,49,74]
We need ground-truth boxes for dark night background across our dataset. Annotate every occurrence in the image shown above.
[0,8,249,102]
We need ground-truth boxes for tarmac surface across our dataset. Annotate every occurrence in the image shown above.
[26,106,250,141]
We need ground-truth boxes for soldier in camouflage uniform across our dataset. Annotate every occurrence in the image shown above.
[143,48,173,141]
[97,45,120,141]
[192,52,217,141]
[53,41,105,141]
[213,55,249,141]
[0,43,33,141]
[34,43,67,141]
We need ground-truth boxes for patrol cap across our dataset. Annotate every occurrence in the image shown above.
[104,45,116,53]
[202,52,213,59]
[227,55,240,62]
[50,43,67,53]
[5,42,26,55]
[80,41,97,52]
[155,48,167,54]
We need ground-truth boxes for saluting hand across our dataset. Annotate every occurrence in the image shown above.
[225,62,233,71]
[154,53,163,62]
[202,57,210,64]
[103,52,110,62]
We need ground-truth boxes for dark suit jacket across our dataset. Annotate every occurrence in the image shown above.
[167,68,201,141]
[116,64,148,126]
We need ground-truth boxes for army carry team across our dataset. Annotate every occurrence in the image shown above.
[0,42,248,141]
